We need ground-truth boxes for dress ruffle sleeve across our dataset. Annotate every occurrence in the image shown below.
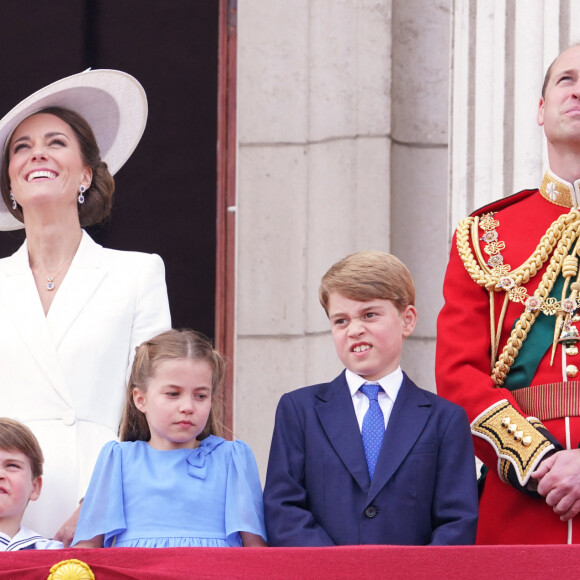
[224,440,267,546]
[72,441,126,547]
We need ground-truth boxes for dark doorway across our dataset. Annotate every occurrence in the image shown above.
[0,1,219,340]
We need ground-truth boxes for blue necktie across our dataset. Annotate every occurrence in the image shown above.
[360,383,385,480]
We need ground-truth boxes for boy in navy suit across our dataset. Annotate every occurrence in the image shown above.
[264,251,478,546]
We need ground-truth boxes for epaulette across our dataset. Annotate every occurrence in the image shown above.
[470,189,538,217]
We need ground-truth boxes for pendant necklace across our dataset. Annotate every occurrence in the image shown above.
[41,262,70,292]
[46,275,57,291]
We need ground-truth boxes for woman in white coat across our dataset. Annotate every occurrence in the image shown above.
[0,70,171,543]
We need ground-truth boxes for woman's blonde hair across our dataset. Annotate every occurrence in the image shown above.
[119,329,227,442]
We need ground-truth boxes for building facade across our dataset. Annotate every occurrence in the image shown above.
[233,0,580,477]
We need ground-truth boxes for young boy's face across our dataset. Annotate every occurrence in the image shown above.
[327,292,417,381]
[0,448,41,526]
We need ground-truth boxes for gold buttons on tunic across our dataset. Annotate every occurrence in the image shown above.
[566,345,579,356]
[566,364,578,378]
[500,416,532,447]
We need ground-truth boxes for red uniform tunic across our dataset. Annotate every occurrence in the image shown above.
[437,172,580,544]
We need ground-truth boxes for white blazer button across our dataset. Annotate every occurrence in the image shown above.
[62,410,77,426]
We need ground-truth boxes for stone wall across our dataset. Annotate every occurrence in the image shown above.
[235,0,451,479]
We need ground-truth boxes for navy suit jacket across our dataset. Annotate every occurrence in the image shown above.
[263,371,478,546]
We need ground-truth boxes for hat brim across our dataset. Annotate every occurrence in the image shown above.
[0,69,147,231]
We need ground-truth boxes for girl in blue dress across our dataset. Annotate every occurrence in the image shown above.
[72,329,267,548]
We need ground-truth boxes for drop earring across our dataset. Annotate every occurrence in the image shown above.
[9,191,16,210]
[78,185,86,204]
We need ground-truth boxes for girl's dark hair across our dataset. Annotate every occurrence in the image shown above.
[119,329,227,442]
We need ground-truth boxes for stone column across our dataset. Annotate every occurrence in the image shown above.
[236,0,392,476]
[390,0,452,393]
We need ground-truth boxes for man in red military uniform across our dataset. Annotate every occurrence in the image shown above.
[437,44,580,544]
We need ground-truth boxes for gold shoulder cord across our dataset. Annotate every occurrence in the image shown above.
[456,209,580,386]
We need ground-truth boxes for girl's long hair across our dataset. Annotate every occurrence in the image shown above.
[119,329,227,442]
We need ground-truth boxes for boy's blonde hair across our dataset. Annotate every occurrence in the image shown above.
[0,418,43,479]
[319,251,415,315]
[119,329,227,442]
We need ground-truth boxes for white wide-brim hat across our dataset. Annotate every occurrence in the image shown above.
[0,69,147,231]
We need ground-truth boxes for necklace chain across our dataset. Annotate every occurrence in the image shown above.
[29,236,81,293]
[34,261,71,292]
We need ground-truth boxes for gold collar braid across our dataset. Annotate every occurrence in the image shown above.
[540,170,580,208]
[456,206,580,386]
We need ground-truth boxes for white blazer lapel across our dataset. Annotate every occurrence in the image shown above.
[0,242,74,406]
[47,231,107,350]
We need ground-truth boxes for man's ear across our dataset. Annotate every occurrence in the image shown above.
[133,388,147,413]
[401,305,418,338]
[537,97,545,127]
[29,476,42,502]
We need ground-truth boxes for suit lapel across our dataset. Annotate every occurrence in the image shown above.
[47,231,106,349]
[0,242,73,405]
[368,374,432,499]
[314,372,370,491]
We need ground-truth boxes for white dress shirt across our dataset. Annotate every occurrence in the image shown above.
[345,367,403,431]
